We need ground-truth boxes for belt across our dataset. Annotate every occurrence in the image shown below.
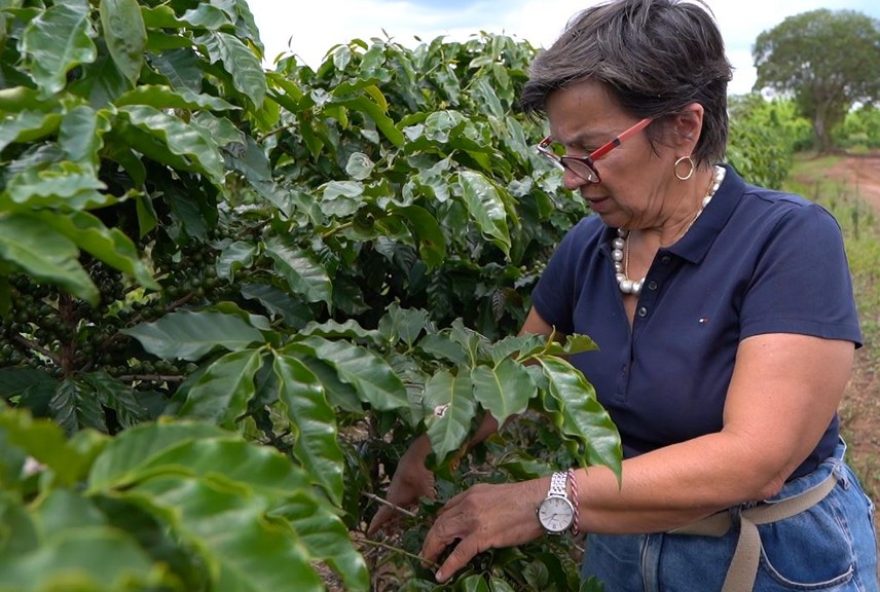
[670,471,837,592]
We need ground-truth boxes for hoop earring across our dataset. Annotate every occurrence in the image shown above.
[674,156,695,181]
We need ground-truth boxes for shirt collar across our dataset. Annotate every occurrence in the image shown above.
[667,163,743,264]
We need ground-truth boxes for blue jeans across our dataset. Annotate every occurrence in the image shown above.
[581,441,878,591]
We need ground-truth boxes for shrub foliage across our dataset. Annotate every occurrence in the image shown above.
[0,1,621,590]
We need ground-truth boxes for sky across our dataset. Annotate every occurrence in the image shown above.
[247,0,880,96]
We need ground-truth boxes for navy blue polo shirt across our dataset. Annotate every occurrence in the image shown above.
[532,165,861,479]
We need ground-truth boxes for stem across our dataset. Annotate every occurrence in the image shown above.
[361,492,418,518]
[321,221,353,239]
[117,374,186,383]
[257,124,291,142]
[358,538,439,569]
[13,334,62,366]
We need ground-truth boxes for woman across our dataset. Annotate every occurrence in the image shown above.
[370,1,879,589]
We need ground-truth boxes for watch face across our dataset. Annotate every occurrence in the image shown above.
[538,496,574,533]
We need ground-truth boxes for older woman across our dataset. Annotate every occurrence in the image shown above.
[370,1,879,590]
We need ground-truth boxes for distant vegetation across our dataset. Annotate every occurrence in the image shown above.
[753,8,880,153]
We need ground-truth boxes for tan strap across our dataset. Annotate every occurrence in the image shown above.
[671,471,837,592]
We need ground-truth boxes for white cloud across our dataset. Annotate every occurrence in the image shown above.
[250,0,880,96]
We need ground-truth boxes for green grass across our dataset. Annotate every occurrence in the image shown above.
[784,152,880,515]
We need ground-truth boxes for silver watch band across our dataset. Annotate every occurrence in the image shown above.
[549,471,568,498]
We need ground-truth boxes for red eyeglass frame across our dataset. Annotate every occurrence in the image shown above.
[537,117,653,183]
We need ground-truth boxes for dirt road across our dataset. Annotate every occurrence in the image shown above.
[825,152,880,209]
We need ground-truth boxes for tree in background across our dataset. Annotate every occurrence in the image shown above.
[753,9,880,153]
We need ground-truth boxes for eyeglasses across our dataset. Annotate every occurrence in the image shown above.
[536,118,653,183]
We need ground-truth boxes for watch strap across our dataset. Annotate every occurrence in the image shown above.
[548,471,568,497]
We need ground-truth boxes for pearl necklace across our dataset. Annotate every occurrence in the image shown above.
[612,165,726,296]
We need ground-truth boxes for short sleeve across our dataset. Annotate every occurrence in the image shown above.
[739,203,861,346]
[531,219,592,335]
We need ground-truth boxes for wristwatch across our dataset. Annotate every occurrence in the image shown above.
[537,471,575,534]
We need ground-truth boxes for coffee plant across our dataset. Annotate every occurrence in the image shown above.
[0,1,623,590]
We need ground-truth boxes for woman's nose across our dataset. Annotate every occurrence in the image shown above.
[562,168,589,191]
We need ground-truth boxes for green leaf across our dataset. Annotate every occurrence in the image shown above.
[377,303,429,347]
[335,95,404,147]
[320,180,363,218]
[87,422,227,491]
[34,489,106,536]
[263,236,332,307]
[295,337,408,411]
[471,359,536,426]
[490,576,518,592]
[129,476,324,592]
[177,349,262,429]
[114,84,237,111]
[198,32,266,108]
[417,333,468,366]
[131,437,311,498]
[122,311,265,361]
[540,356,622,480]
[273,493,369,592]
[3,161,110,211]
[215,240,256,281]
[0,528,159,591]
[0,407,92,487]
[490,334,546,366]
[345,152,374,180]
[461,575,491,592]
[0,492,38,557]
[68,51,132,107]
[300,318,381,345]
[148,48,203,93]
[0,87,60,113]
[140,5,183,28]
[544,333,599,357]
[80,372,149,429]
[49,379,106,435]
[0,111,62,153]
[273,353,344,505]
[239,283,313,328]
[423,370,476,463]
[393,205,447,268]
[0,214,97,305]
[59,105,112,167]
[32,210,158,290]
[459,171,511,255]
[100,0,146,85]
[134,194,156,236]
[293,357,362,413]
[181,4,231,30]
[118,105,225,184]
[20,0,97,96]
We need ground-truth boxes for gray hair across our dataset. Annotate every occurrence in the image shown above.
[521,0,733,165]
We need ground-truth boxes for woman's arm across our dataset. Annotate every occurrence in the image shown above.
[421,330,855,582]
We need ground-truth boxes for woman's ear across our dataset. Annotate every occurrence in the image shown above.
[672,103,704,152]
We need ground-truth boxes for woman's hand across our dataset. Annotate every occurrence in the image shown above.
[421,478,548,583]
[367,434,436,536]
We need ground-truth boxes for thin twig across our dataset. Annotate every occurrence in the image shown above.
[361,492,418,518]
[117,374,186,383]
[359,538,439,569]
[13,334,62,366]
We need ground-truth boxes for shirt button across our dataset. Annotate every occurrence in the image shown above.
[660,255,671,264]
[637,306,648,317]
[647,281,658,291]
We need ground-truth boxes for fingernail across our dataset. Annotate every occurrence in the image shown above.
[435,570,443,582]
